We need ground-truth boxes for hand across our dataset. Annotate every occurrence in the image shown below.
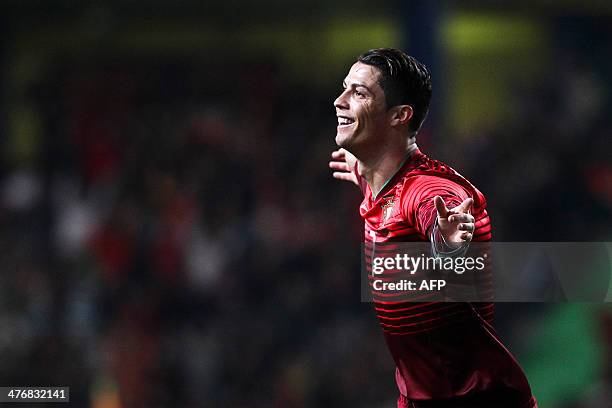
[329,148,358,186]
[434,196,474,246]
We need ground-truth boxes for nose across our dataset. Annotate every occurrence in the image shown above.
[334,89,349,110]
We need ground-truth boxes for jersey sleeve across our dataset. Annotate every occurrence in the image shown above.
[401,175,471,239]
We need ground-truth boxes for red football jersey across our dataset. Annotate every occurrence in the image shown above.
[356,149,536,408]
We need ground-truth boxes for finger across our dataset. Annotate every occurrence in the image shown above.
[458,223,475,232]
[329,161,350,171]
[331,149,346,159]
[455,198,474,214]
[333,172,355,181]
[448,214,475,224]
[460,232,473,241]
[434,196,448,218]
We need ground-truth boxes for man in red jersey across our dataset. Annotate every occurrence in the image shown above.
[329,48,537,408]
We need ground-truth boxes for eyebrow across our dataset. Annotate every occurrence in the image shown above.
[342,80,373,93]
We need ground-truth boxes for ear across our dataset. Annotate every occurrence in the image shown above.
[390,105,413,127]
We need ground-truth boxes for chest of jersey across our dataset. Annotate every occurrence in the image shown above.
[361,190,425,243]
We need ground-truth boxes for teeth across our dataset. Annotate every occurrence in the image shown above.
[337,117,354,125]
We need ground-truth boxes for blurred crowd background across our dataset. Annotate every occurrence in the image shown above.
[0,1,610,407]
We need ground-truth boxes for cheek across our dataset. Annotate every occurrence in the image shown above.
[359,103,383,126]
[358,104,375,123]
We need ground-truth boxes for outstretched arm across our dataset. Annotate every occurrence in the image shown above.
[329,148,358,186]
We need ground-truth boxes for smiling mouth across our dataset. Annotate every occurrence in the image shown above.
[337,116,355,127]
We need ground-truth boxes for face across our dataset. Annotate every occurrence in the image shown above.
[334,62,389,151]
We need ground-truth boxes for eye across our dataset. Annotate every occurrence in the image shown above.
[354,90,364,97]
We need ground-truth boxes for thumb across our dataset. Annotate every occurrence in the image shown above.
[433,196,448,218]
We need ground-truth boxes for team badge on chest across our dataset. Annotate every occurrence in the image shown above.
[381,196,396,224]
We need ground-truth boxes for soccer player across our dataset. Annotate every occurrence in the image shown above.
[329,48,537,408]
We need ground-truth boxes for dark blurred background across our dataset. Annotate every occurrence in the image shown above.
[0,1,610,407]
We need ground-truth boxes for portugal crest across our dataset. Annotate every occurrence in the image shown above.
[381,196,395,223]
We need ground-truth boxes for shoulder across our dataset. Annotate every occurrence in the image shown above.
[404,174,469,197]
[399,156,487,212]
[399,170,470,204]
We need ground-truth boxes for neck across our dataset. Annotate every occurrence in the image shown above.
[358,139,417,199]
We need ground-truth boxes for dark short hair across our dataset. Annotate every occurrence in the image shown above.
[358,48,432,133]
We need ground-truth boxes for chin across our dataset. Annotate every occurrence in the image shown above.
[335,132,353,148]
